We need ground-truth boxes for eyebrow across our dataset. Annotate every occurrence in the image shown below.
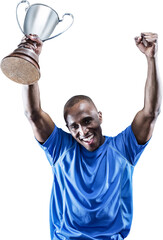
[69,122,76,127]
[69,116,93,127]
[81,116,93,122]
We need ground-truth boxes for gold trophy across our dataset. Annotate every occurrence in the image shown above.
[1,0,74,85]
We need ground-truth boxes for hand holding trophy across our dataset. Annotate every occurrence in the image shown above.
[1,0,74,85]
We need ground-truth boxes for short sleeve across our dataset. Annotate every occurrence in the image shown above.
[36,125,75,166]
[111,125,150,166]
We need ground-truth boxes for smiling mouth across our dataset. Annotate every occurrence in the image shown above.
[80,134,94,145]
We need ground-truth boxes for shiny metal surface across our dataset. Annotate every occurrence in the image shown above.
[23,4,59,40]
[16,1,74,42]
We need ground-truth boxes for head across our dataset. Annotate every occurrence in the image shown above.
[64,95,105,151]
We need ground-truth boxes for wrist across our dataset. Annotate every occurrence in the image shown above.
[146,54,158,63]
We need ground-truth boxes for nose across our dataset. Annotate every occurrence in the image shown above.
[78,125,88,137]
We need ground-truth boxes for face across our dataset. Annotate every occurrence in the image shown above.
[66,100,105,151]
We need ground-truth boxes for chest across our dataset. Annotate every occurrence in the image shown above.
[55,147,126,202]
[53,147,131,228]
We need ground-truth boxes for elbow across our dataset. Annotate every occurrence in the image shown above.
[155,108,161,117]
[144,107,161,120]
[151,107,161,118]
[24,109,41,122]
[24,110,31,120]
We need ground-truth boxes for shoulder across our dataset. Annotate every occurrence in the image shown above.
[106,125,149,166]
[106,126,132,146]
[37,125,77,166]
[37,124,76,153]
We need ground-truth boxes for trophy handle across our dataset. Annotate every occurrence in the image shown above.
[43,13,74,42]
[16,0,30,36]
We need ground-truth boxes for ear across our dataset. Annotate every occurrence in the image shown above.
[98,111,103,124]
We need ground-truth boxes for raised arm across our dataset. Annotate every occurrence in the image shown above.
[22,82,54,143]
[22,35,54,143]
[132,32,162,144]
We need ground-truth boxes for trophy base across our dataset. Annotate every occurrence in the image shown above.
[1,36,41,85]
[1,56,40,85]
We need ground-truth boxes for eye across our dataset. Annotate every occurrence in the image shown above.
[83,117,92,125]
[70,123,79,130]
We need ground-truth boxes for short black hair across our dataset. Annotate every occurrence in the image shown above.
[63,95,96,122]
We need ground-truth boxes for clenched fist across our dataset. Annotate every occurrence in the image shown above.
[135,32,158,58]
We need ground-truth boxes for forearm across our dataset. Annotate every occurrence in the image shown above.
[132,32,161,144]
[22,82,41,119]
[144,56,162,117]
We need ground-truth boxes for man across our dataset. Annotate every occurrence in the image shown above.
[23,32,161,239]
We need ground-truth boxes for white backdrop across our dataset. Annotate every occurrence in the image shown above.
[0,0,163,239]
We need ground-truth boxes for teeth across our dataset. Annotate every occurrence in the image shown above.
[82,134,94,142]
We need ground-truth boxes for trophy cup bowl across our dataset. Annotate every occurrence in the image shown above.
[1,0,74,85]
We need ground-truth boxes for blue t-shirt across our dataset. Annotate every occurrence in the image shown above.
[38,125,149,240]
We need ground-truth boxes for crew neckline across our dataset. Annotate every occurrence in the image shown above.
[80,136,109,157]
